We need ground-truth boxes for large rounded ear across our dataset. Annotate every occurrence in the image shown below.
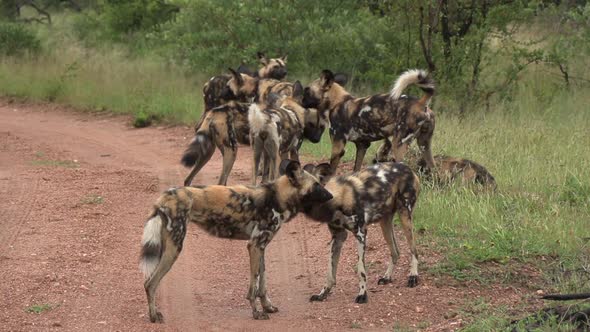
[302,164,316,174]
[334,73,348,86]
[228,68,243,85]
[237,64,254,76]
[314,163,332,185]
[320,69,335,90]
[279,159,301,184]
[266,92,282,108]
[281,54,288,63]
[257,51,269,65]
[292,80,303,99]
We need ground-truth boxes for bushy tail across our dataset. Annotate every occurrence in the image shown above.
[181,131,214,168]
[139,209,166,280]
[390,69,435,105]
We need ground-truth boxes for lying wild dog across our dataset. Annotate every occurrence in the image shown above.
[181,90,328,186]
[248,85,328,185]
[302,69,436,175]
[203,52,287,112]
[374,148,497,190]
[417,155,497,190]
[302,162,421,304]
[224,67,348,106]
[140,160,333,322]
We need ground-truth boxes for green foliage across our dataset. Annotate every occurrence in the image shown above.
[102,0,178,35]
[0,21,41,56]
[25,303,54,314]
[559,174,590,206]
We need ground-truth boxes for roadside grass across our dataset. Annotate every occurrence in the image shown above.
[80,194,104,205]
[31,159,79,168]
[25,303,56,314]
[0,16,203,125]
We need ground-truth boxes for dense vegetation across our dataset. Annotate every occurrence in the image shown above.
[1,0,589,330]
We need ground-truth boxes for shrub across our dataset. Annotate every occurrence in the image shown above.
[0,21,41,56]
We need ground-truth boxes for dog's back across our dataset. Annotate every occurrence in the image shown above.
[305,162,420,223]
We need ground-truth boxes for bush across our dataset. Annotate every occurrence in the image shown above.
[0,21,41,56]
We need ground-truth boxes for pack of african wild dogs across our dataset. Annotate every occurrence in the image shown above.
[139,52,497,323]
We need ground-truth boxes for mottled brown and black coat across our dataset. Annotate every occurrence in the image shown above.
[417,155,497,190]
[302,69,436,175]
[302,162,421,304]
[248,83,328,185]
[140,161,333,323]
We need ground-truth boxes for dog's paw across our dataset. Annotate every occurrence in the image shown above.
[377,277,392,285]
[407,275,419,288]
[354,293,368,304]
[149,311,164,323]
[252,310,270,320]
[309,294,326,302]
[263,305,279,313]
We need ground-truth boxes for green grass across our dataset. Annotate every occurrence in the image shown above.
[80,194,104,205]
[25,303,54,314]
[0,40,203,125]
[31,159,79,168]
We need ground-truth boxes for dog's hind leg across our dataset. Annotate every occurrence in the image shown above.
[258,250,278,314]
[144,234,183,323]
[377,214,400,285]
[218,146,237,186]
[251,137,263,186]
[310,224,348,302]
[353,141,370,172]
[398,207,419,287]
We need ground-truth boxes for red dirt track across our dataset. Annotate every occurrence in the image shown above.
[0,101,541,331]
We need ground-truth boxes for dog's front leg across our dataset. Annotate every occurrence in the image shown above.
[353,141,370,172]
[329,137,347,174]
[353,222,369,303]
[246,240,269,320]
[310,224,348,302]
[257,249,278,314]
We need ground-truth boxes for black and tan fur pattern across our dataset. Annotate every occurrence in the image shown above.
[374,148,497,190]
[417,155,497,190]
[302,69,436,175]
[140,160,333,322]
[226,69,348,107]
[202,52,287,113]
[181,101,250,186]
[302,162,421,304]
[248,83,328,185]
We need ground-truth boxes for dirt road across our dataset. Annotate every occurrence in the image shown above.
[0,101,538,331]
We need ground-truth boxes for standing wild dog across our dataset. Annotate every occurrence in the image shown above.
[182,83,328,186]
[181,101,250,186]
[140,160,333,322]
[302,69,436,175]
[302,162,421,304]
[248,83,328,185]
[203,52,288,112]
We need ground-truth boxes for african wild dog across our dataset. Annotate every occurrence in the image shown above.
[248,83,329,185]
[302,69,436,175]
[302,162,420,304]
[417,155,497,190]
[140,160,333,322]
[374,148,497,190]
[181,91,328,187]
[225,68,348,107]
[203,52,287,112]
[181,101,250,186]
